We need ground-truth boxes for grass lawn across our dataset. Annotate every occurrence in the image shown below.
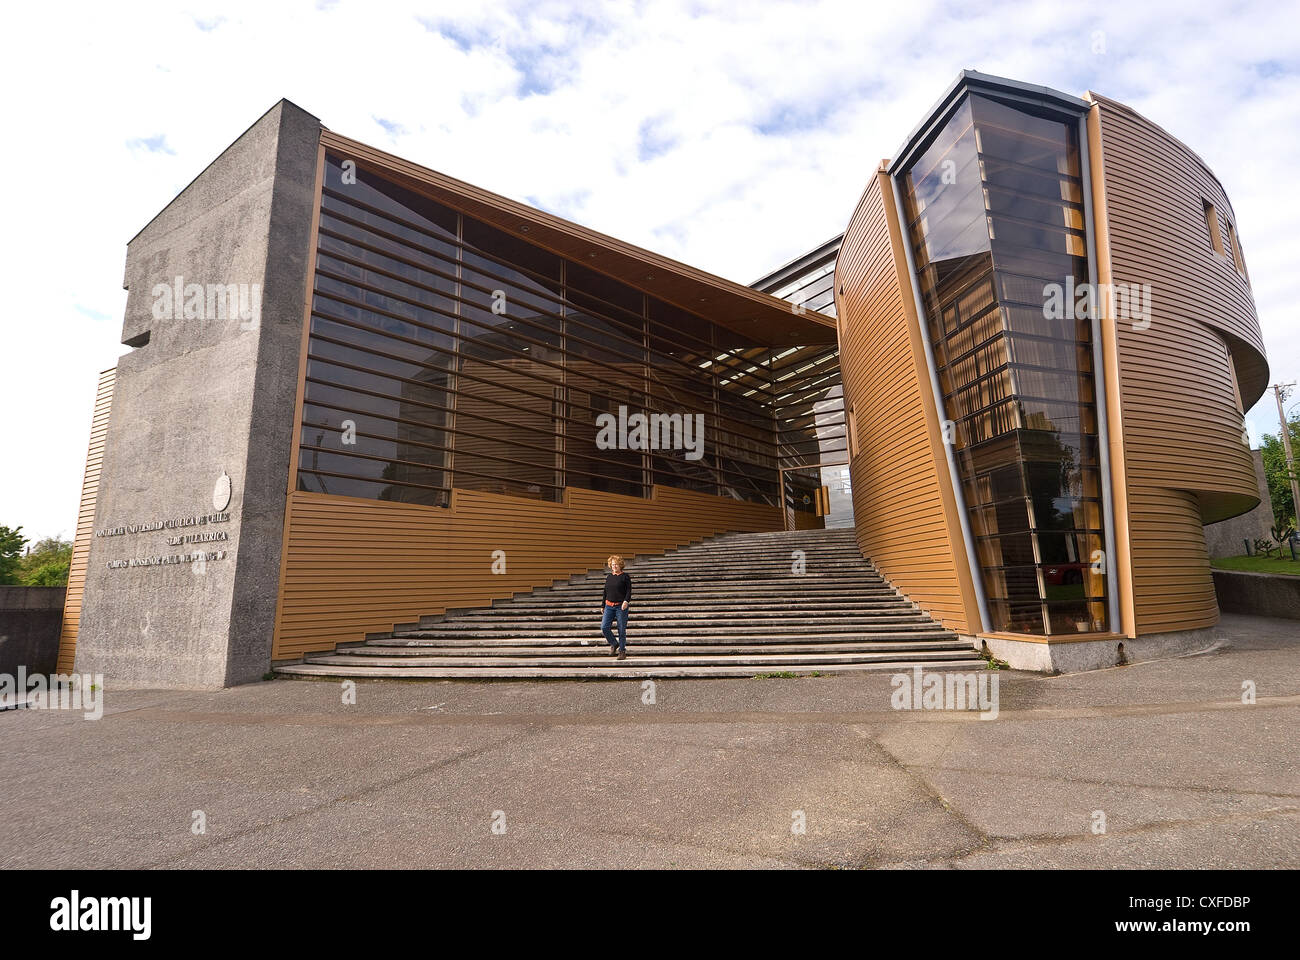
[1211,553,1300,577]
[1044,583,1086,601]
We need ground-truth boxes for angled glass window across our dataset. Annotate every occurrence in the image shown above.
[899,94,1108,636]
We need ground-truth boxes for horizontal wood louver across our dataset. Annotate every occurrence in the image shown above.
[57,368,115,673]
[836,170,981,634]
[297,154,814,509]
[271,485,781,659]
[1090,94,1268,636]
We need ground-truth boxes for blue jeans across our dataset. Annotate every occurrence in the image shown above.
[601,604,628,652]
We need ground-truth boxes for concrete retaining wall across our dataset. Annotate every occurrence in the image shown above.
[0,586,66,676]
[1213,569,1300,620]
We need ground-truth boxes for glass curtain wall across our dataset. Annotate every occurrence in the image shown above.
[753,245,849,526]
[899,94,1108,636]
[297,154,799,510]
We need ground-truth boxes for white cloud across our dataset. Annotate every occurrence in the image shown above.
[1,0,1297,541]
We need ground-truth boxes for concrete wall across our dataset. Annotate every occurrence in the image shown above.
[74,101,320,689]
[980,626,1222,674]
[0,587,66,677]
[1213,569,1300,620]
[1204,448,1277,558]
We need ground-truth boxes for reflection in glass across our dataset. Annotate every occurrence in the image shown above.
[899,94,1108,636]
[296,154,831,511]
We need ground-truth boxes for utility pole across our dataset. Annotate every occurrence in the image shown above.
[1273,382,1300,529]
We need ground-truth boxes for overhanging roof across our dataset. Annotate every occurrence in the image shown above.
[321,129,838,346]
[750,233,844,292]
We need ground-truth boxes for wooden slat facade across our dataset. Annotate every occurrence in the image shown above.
[269,126,836,660]
[835,168,981,634]
[56,368,115,673]
[1090,95,1268,636]
[271,484,780,659]
[836,92,1269,643]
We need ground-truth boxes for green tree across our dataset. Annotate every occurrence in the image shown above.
[18,536,74,586]
[0,525,28,585]
[1260,413,1300,529]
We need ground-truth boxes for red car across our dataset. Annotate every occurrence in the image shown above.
[1044,563,1086,586]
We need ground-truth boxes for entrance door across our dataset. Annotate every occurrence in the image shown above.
[780,460,854,531]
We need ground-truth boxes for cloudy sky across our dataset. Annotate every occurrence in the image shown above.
[2,0,1297,542]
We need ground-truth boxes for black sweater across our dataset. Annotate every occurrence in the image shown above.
[604,571,632,604]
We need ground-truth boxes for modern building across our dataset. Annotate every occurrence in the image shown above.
[751,236,854,528]
[836,72,1267,669]
[58,71,1269,685]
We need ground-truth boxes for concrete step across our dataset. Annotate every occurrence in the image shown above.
[453,590,904,611]
[706,533,857,538]
[463,597,914,611]
[625,565,872,572]
[424,610,925,626]
[647,541,860,548]
[670,547,863,556]
[274,527,968,683]
[400,621,941,634]
[554,576,889,587]
[394,622,953,640]
[341,639,974,656]
[303,648,982,668]
[539,579,893,593]
[527,585,896,598]
[497,587,900,601]
[588,558,874,567]
[433,605,918,622]
[373,628,958,647]
[274,658,985,680]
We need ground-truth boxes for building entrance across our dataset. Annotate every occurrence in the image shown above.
[780,460,853,531]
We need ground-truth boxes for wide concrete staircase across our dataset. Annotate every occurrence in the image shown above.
[275,528,983,680]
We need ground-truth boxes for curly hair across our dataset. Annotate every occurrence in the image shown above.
[607,555,625,571]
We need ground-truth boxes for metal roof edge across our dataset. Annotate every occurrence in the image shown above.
[887,70,1091,176]
[749,233,845,292]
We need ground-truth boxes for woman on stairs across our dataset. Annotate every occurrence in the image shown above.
[601,555,632,661]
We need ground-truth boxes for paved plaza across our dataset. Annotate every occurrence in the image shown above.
[2,614,1295,869]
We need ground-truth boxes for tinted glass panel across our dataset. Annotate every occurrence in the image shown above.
[295,154,846,511]
[900,95,1108,636]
